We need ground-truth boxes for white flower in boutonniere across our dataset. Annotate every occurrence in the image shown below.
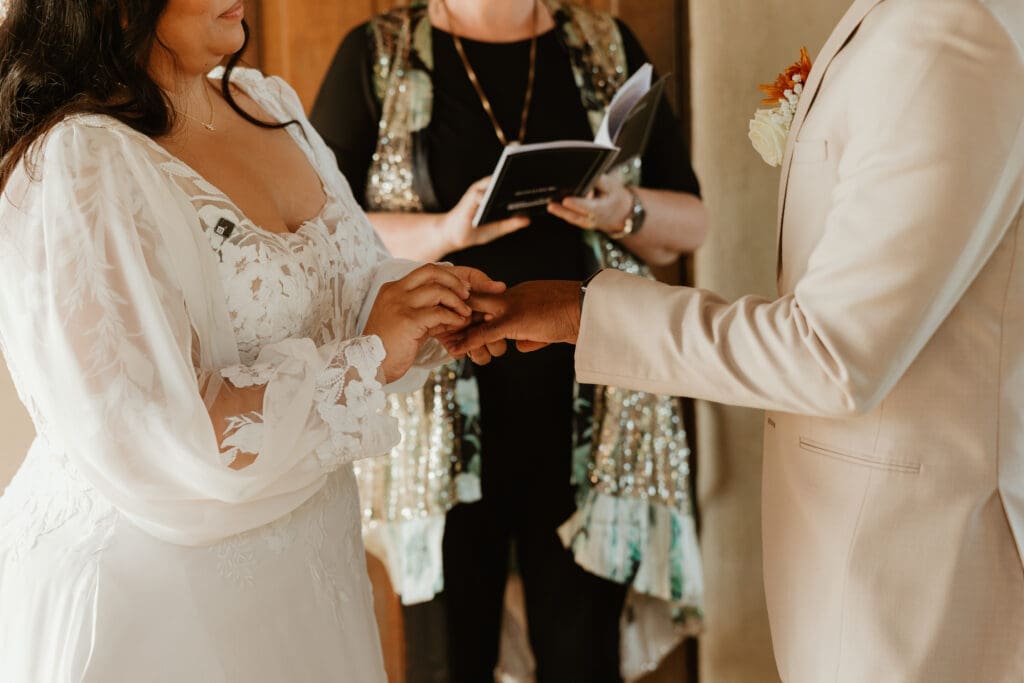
[749,48,813,167]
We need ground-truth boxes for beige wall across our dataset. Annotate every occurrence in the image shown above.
[1,365,33,489]
[689,1,850,681]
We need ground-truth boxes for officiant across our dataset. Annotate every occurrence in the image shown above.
[311,0,707,680]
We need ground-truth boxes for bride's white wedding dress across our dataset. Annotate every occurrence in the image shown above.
[0,68,441,682]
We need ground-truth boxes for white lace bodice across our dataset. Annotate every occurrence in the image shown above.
[129,72,380,361]
[155,72,380,365]
[0,68,438,547]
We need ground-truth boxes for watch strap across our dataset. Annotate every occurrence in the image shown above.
[580,269,605,310]
[607,187,644,240]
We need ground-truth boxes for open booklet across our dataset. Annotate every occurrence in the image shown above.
[472,63,668,227]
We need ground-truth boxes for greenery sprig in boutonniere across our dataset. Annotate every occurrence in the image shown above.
[749,48,813,167]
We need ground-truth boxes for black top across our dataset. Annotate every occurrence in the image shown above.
[311,19,700,511]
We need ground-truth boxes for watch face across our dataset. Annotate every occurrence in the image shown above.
[633,193,647,229]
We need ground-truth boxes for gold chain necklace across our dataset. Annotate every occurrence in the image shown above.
[439,0,539,147]
[179,81,217,132]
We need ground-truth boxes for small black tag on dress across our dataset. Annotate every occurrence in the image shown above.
[214,218,236,239]
[212,218,237,263]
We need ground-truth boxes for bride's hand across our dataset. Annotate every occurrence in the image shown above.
[439,177,531,252]
[364,264,505,383]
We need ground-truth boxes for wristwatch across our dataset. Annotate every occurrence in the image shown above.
[607,187,646,240]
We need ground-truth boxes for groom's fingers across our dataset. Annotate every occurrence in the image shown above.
[516,340,550,353]
[436,331,469,356]
[447,320,510,355]
[486,340,508,358]
[467,346,493,366]
[466,292,507,318]
[460,340,510,366]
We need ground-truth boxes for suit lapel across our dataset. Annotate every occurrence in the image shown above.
[775,0,887,274]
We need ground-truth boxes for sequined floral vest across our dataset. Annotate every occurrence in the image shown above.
[357,1,702,619]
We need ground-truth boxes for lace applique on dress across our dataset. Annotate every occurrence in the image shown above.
[212,467,363,624]
[314,336,392,472]
[0,449,116,564]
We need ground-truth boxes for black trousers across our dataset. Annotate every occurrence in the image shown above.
[441,499,627,683]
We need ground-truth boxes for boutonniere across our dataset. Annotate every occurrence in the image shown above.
[748,48,813,167]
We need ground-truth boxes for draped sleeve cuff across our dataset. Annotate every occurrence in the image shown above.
[219,335,400,475]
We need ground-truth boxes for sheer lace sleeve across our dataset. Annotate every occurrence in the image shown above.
[0,121,400,546]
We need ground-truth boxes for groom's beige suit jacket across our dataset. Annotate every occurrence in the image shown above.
[576,0,1024,680]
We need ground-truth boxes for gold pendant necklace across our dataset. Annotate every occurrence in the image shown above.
[180,81,217,132]
[440,0,539,147]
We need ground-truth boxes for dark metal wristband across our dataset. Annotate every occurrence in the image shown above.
[580,269,605,311]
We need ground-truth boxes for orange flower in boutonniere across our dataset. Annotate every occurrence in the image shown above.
[759,48,813,106]
[749,48,813,167]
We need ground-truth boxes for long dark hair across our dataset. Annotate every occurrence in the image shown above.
[0,0,287,189]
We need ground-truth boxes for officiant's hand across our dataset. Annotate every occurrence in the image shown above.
[442,280,582,361]
[547,174,633,233]
[439,177,531,253]
[365,264,506,382]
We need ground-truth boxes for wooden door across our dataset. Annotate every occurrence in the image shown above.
[257,0,400,109]
[255,0,688,133]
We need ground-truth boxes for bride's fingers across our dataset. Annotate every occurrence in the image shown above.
[427,321,469,337]
[402,264,472,297]
[450,265,507,295]
[406,284,473,317]
[413,305,468,333]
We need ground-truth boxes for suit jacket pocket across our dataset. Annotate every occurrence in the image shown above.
[798,437,920,474]
[792,138,829,164]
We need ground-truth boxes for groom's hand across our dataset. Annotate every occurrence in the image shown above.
[442,280,582,360]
